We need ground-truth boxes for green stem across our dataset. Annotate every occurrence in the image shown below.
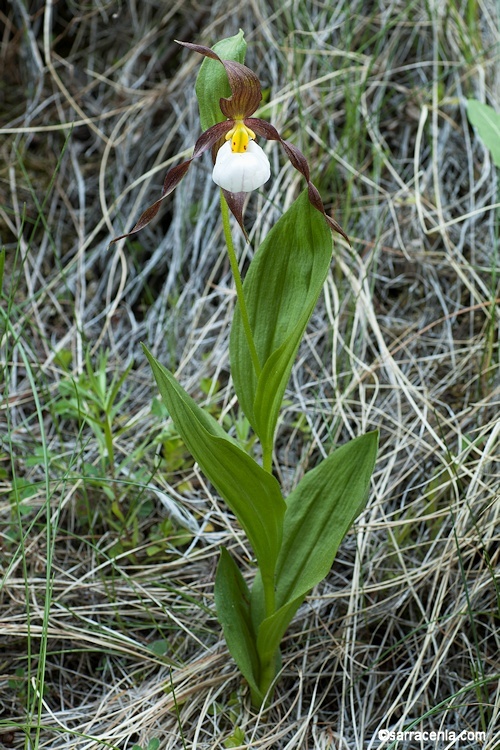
[220,192,261,379]
[262,444,273,474]
[262,572,276,619]
[258,656,278,706]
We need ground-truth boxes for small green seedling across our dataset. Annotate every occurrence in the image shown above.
[131,739,160,750]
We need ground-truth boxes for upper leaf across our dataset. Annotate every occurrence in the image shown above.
[143,347,286,583]
[229,190,333,450]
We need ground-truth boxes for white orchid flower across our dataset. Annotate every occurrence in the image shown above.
[112,41,348,243]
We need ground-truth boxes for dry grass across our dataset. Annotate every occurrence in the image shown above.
[1,0,499,748]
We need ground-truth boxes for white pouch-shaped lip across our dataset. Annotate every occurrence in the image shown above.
[212,141,271,193]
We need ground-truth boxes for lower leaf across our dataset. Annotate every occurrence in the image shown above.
[214,548,262,701]
[143,346,286,588]
[275,431,379,609]
[255,432,378,677]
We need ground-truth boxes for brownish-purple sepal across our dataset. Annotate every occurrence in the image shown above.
[110,120,233,243]
[307,182,350,244]
[222,189,249,240]
[110,160,192,243]
[192,120,234,156]
[176,40,262,119]
[247,117,350,244]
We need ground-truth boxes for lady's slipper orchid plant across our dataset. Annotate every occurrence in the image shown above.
[110,33,378,710]
[112,41,348,243]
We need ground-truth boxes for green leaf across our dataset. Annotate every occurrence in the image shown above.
[466,100,500,167]
[253,431,378,666]
[143,346,286,583]
[276,431,378,605]
[149,639,169,656]
[215,548,262,700]
[224,727,245,748]
[230,190,333,451]
[195,30,247,131]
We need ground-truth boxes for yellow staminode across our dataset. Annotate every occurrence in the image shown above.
[225,120,256,153]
